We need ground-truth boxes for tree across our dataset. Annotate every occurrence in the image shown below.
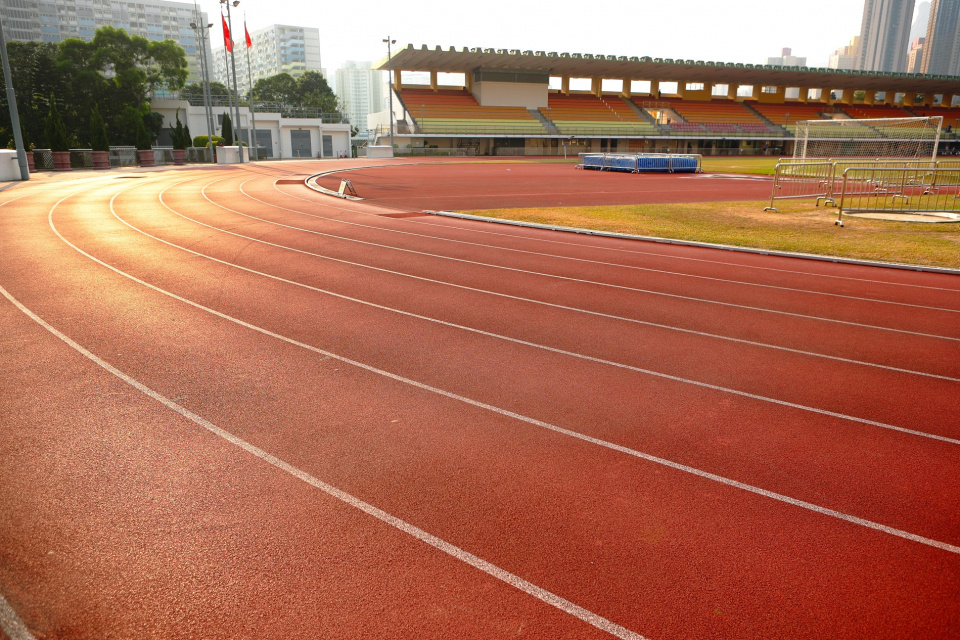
[253,73,298,103]
[44,96,69,152]
[181,81,232,105]
[91,27,188,106]
[295,71,340,112]
[134,115,153,151]
[0,42,65,148]
[171,110,190,149]
[221,112,234,146]
[90,104,110,152]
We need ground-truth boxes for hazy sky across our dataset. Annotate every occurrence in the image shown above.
[197,0,889,75]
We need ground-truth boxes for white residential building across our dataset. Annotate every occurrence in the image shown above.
[335,61,382,138]
[765,48,807,67]
[0,0,213,83]
[212,23,321,97]
[828,36,860,70]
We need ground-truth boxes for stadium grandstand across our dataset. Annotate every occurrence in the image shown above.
[370,45,960,157]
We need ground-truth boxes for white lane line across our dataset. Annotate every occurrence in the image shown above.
[276,175,960,295]
[229,180,960,314]
[39,201,960,559]
[0,594,36,640]
[157,181,960,383]
[0,288,647,640]
[111,185,960,445]
[199,178,960,342]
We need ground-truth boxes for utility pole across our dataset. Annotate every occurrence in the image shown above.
[0,14,29,180]
[383,36,396,155]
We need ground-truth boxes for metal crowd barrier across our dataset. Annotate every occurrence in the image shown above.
[835,167,960,225]
[765,158,953,212]
[109,146,138,167]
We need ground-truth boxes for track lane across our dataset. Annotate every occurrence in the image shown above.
[47,179,954,544]
[272,176,960,308]
[149,177,960,433]
[200,177,960,339]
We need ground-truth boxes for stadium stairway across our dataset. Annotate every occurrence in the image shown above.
[740,102,783,134]
[530,108,560,134]
[621,98,663,128]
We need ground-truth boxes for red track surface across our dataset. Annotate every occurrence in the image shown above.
[311,161,773,210]
[1,159,959,640]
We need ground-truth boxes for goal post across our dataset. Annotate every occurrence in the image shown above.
[793,116,942,161]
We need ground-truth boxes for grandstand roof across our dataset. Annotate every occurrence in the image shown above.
[375,45,960,94]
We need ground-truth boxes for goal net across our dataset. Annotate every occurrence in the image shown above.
[793,116,942,160]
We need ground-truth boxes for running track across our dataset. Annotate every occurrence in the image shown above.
[1,160,959,639]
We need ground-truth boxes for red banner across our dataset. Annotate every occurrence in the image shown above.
[221,14,232,52]
[245,22,252,48]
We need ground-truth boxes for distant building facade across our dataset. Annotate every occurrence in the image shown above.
[920,0,960,75]
[213,24,322,97]
[856,0,916,72]
[907,36,925,72]
[0,0,213,82]
[828,36,860,69]
[765,48,806,67]
[335,61,383,138]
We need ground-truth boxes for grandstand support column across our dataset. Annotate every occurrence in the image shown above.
[864,90,876,105]
[465,71,473,92]
[883,91,895,106]
[430,70,438,92]
[840,88,855,104]
[650,80,659,99]
[922,93,934,107]
[818,89,831,104]
[591,77,601,97]
[561,77,570,95]
[903,92,916,107]
[621,79,632,99]
[727,84,737,100]
[798,87,809,103]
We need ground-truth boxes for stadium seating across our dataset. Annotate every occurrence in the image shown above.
[540,93,660,135]
[657,99,774,134]
[400,87,546,134]
[907,107,960,135]
[840,105,915,120]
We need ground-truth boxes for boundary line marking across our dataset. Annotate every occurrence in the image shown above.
[0,594,35,640]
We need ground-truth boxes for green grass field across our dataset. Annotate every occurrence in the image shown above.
[460,156,960,270]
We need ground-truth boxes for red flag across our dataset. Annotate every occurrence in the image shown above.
[221,13,232,52]
[244,22,252,48]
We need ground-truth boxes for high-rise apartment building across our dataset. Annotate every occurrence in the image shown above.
[920,0,960,74]
[334,61,382,137]
[907,37,925,72]
[765,48,806,67]
[856,0,916,72]
[828,36,861,69]
[0,0,213,83]
[212,24,321,97]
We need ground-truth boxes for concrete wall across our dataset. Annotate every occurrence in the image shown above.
[473,81,548,109]
[151,99,351,160]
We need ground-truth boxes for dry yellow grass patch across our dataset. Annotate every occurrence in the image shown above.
[460,200,960,270]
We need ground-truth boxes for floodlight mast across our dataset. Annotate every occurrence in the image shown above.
[383,37,396,155]
[0,14,29,180]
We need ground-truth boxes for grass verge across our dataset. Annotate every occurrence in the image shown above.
[460,200,960,270]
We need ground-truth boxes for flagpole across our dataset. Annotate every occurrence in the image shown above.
[244,16,258,160]
[221,11,236,150]
[223,0,244,163]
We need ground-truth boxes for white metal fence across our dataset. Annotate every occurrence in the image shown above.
[835,167,960,224]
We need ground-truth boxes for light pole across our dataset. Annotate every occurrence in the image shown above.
[221,0,243,162]
[190,8,215,163]
[383,36,396,155]
[0,13,28,180]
